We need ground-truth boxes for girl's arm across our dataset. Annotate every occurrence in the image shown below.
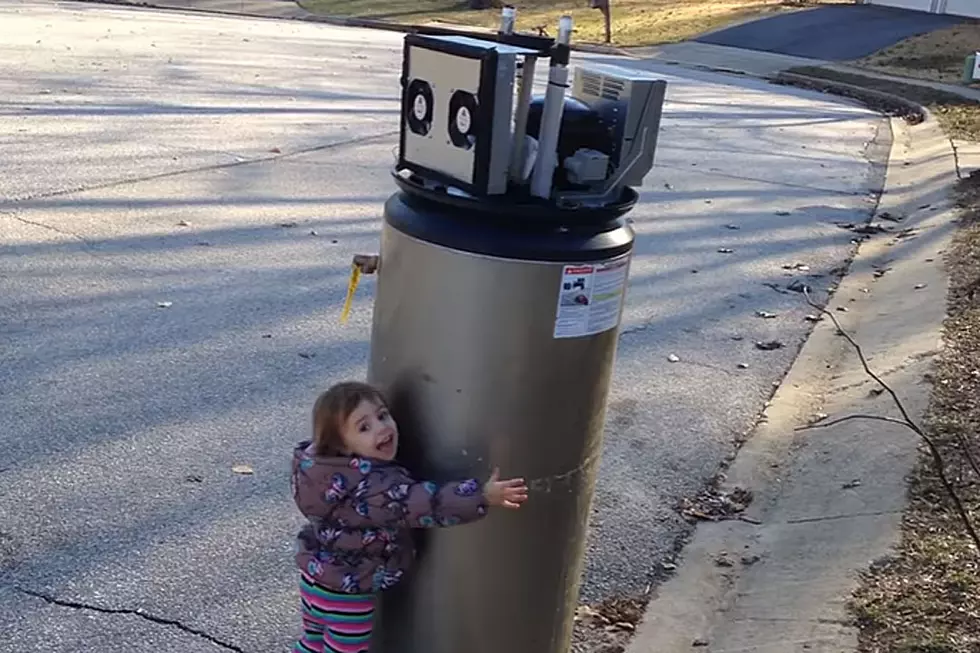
[389,476,488,528]
[376,469,528,529]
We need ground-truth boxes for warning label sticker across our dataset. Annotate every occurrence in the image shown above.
[553,257,630,339]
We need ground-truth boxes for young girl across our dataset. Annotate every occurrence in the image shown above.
[291,381,529,653]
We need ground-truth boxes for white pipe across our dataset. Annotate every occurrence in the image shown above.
[530,15,573,200]
[499,6,516,34]
[508,56,536,183]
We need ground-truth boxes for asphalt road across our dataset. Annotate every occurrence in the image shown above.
[0,1,888,651]
[696,4,963,60]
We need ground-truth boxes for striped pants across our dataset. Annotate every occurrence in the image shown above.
[295,574,376,653]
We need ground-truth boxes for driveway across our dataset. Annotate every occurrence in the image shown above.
[1,1,888,650]
[696,4,963,60]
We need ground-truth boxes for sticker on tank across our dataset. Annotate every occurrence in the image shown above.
[553,257,630,339]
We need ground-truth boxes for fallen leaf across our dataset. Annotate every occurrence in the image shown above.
[775,211,791,216]
[196,241,212,247]
[755,340,784,351]
[714,553,734,567]
[852,223,890,235]
[156,301,173,308]
[693,638,709,647]
[915,283,927,290]
[310,230,319,237]
[261,334,273,339]
[574,606,603,622]
[185,474,203,483]
[176,220,191,227]
[804,314,823,322]
[718,248,734,254]
[877,211,903,222]
[781,262,811,272]
[755,310,777,319]
[605,622,635,633]
[298,352,316,360]
[270,147,282,154]
[232,464,254,475]
[664,183,673,190]
[737,363,749,369]
[279,222,298,228]
[667,354,680,363]
[842,479,862,490]
[836,306,849,312]
[725,224,740,230]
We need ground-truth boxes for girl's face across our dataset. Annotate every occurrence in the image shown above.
[340,398,399,461]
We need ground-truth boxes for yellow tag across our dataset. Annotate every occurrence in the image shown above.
[340,264,361,324]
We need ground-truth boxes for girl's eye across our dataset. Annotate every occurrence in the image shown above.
[378,410,389,421]
[359,423,370,433]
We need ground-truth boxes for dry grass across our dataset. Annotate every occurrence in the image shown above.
[856,22,980,86]
[298,0,848,48]
[850,174,980,653]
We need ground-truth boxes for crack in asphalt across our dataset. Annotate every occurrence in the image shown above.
[0,211,145,276]
[0,129,398,276]
[15,587,244,652]
[0,129,399,208]
[784,508,902,525]
[1,211,91,244]
[653,161,868,197]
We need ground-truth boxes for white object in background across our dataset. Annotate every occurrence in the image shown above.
[499,6,516,33]
[564,149,609,184]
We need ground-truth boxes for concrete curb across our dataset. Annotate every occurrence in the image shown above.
[65,0,629,55]
[773,70,927,123]
[625,108,961,653]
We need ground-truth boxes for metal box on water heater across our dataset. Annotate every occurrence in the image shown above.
[570,64,667,189]
[399,34,539,196]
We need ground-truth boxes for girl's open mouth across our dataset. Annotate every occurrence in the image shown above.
[377,434,395,454]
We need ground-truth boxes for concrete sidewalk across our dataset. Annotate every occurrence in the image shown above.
[819,63,980,103]
[628,114,968,651]
[629,41,825,80]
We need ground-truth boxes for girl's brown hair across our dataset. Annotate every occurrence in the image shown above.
[312,381,389,455]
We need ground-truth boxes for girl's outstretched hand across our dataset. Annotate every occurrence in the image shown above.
[484,468,529,509]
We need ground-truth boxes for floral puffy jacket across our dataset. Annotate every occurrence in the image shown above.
[291,441,488,594]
